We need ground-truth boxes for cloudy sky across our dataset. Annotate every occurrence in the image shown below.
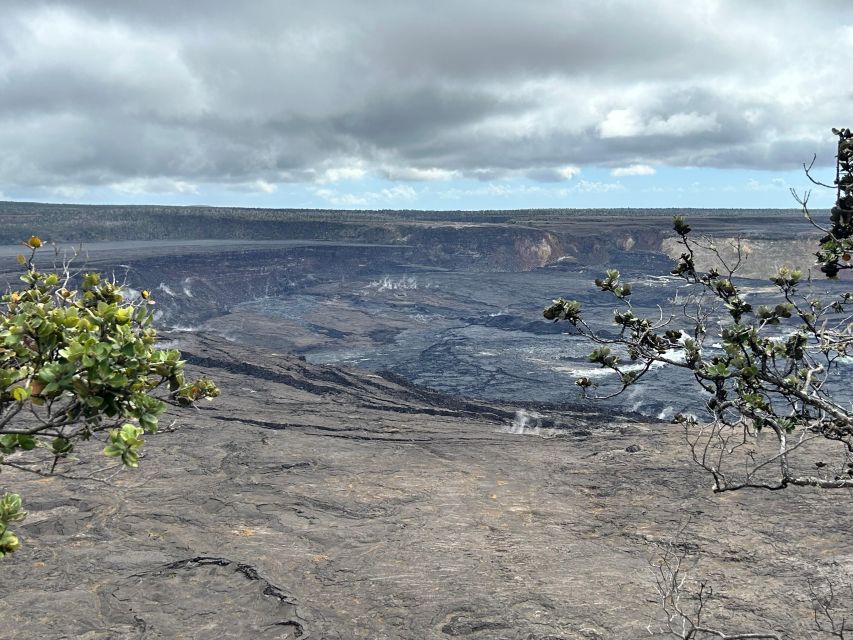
[1,0,851,209]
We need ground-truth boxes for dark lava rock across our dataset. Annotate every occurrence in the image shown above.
[110,557,306,639]
[625,444,642,453]
[1,333,850,638]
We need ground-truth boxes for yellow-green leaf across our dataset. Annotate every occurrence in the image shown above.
[11,387,29,402]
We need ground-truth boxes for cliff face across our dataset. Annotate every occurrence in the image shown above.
[513,232,563,270]
[660,234,824,279]
[404,226,569,271]
[398,224,666,271]
[13,221,657,328]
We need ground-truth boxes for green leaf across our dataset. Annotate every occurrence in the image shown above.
[0,493,25,521]
[119,424,144,440]
[51,437,73,455]
[122,450,139,468]
[114,307,133,324]
[16,435,36,451]
[672,215,691,235]
[0,529,20,555]
[140,414,158,432]
[107,374,128,388]
[103,444,124,457]
[704,362,730,378]
[0,436,16,454]
[11,386,29,402]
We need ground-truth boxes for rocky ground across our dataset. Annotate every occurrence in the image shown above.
[1,333,851,639]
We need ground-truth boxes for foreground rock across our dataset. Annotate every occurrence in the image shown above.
[1,334,850,639]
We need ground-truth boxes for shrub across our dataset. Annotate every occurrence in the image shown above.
[0,238,219,556]
[545,128,853,492]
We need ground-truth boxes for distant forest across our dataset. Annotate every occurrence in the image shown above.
[0,200,812,245]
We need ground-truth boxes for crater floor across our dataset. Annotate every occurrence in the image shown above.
[1,334,850,639]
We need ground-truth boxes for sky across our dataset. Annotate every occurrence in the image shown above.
[0,0,851,210]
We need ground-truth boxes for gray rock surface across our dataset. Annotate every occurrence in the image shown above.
[1,333,851,638]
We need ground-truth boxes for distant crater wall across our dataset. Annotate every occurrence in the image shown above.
[76,225,668,327]
[399,225,665,272]
[660,234,822,279]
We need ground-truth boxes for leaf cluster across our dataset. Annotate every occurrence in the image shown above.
[814,128,853,278]
[0,493,25,557]
[0,239,220,556]
[545,172,853,492]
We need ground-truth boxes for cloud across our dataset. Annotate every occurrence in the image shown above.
[566,180,625,194]
[311,183,418,207]
[0,0,850,197]
[745,177,788,191]
[611,164,656,176]
[524,165,581,182]
[317,164,368,184]
[381,167,458,181]
[438,183,546,200]
[311,189,368,207]
[112,178,200,195]
[226,179,278,194]
[598,109,646,139]
[599,110,719,139]
[380,185,417,200]
[48,185,88,200]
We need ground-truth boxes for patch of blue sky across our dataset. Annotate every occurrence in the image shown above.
[3,166,835,211]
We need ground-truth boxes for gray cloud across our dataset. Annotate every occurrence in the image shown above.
[0,0,851,195]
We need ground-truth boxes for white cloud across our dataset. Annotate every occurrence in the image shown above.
[311,183,419,207]
[4,7,206,119]
[556,165,581,180]
[311,188,368,207]
[111,178,199,195]
[227,179,278,193]
[599,109,719,139]
[746,177,788,191]
[0,0,850,197]
[380,185,417,200]
[564,180,625,194]
[438,178,624,201]
[645,112,720,137]
[49,185,88,199]
[382,167,458,181]
[317,164,368,183]
[438,183,546,200]
[598,109,646,138]
[611,164,656,176]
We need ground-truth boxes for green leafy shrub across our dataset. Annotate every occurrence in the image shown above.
[0,238,219,555]
[545,129,853,492]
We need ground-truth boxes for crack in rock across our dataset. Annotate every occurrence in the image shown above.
[107,556,307,639]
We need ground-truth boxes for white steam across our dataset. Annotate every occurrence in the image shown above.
[364,276,425,293]
[505,409,545,436]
